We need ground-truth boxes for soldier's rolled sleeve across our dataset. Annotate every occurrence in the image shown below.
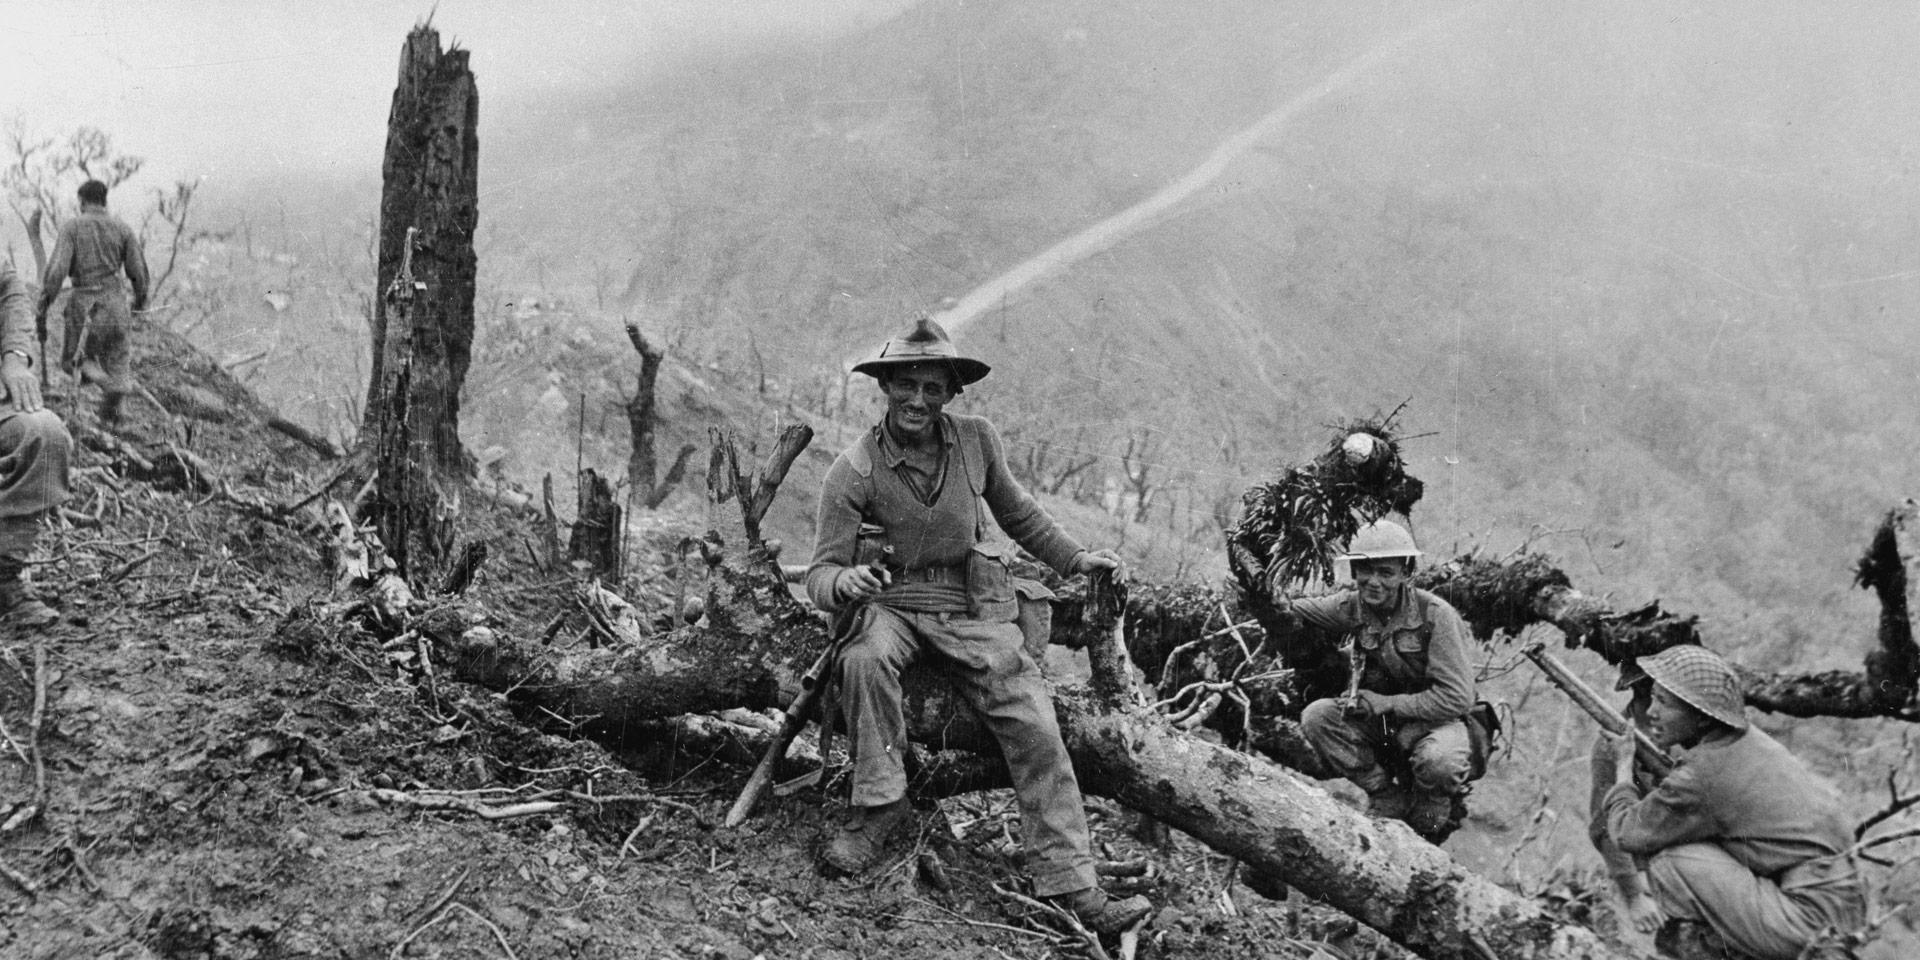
[977,418,1084,575]
[0,264,35,360]
[1286,592,1360,632]
[1379,603,1475,721]
[804,455,865,611]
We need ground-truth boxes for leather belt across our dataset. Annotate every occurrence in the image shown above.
[895,565,965,585]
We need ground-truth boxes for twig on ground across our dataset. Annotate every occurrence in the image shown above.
[992,882,1111,960]
[105,550,157,584]
[278,457,363,517]
[0,711,29,766]
[406,867,470,928]
[618,814,656,859]
[453,903,521,960]
[560,790,709,827]
[389,904,457,960]
[884,908,1058,942]
[1466,931,1499,960]
[0,854,39,897]
[371,788,562,821]
[17,638,50,830]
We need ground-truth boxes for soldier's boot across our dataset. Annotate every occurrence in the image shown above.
[0,560,55,628]
[1365,784,1414,821]
[820,798,911,876]
[1405,790,1463,843]
[1048,886,1153,936]
[1655,919,1743,960]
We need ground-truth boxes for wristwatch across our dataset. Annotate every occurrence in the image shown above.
[1,349,31,367]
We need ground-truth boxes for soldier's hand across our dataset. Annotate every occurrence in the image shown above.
[1601,730,1637,785]
[1339,692,1374,719]
[1624,891,1665,934]
[835,564,889,604]
[1075,549,1122,577]
[1,353,41,414]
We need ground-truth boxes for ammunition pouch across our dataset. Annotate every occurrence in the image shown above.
[965,541,1018,623]
[1013,578,1055,661]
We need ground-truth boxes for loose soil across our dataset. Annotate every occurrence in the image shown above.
[2,325,1614,960]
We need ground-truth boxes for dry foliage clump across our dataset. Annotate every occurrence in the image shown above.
[1227,413,1425,594]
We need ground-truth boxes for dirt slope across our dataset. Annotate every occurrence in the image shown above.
[0,325,1417,959]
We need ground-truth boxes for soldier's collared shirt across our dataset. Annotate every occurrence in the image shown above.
[38,206,149,313]
[1289,585,1476,723]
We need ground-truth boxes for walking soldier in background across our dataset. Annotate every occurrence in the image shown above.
[1600,645,1866,960]
[36,179,150,424]
[804,316,1151,934]
[1285,520,1484,841]
[0,260,75,626]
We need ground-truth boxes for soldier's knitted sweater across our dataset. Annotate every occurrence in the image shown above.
[805,413,1085,613]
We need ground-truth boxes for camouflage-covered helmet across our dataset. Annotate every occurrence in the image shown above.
[851,315,990,386]
[1640,645,1748,731]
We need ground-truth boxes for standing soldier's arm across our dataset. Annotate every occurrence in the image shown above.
[35,223,74,320]
[122,220,151,312]
[1373,603,1475,721]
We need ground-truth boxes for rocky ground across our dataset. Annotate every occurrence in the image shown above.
[0,326,1476,960]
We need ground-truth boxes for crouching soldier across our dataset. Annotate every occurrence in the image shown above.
[1284,520,1481,841]
[1600,645,1866,960]
[0,261,73,626]
[804,316,1151,934]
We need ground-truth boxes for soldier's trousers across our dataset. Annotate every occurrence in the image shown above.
[1300,698,1472,796]
[0,408,73,568]
[63,285,134,397]
[838,605,1096,897]
[1647,844,1865,960]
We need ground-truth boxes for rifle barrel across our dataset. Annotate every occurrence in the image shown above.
[1521,642,1674,777]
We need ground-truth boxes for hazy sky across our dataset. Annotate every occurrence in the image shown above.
[1,0,917,187]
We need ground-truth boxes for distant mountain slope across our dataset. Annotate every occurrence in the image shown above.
[228,0,1917,669]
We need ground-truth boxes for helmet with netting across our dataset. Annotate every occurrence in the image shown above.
[1640,645,1748,731]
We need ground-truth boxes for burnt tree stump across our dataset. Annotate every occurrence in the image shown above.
[363,23,479,584]
[568,467,622,581]
[365,23,478,479]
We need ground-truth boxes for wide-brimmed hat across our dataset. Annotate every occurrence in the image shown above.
[1640,645,1748,731]
[851,316,990,386]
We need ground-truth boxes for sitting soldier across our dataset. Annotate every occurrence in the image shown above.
[0,260,74,626]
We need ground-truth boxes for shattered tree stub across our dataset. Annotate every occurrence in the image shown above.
[364,22,478,478]
[625,322,696,510]
[568,467,622,581]
[363,23,480,583]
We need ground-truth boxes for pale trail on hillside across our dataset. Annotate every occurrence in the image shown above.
[885,3,1481,359]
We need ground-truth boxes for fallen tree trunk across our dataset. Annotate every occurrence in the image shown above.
[414,553,1631,959]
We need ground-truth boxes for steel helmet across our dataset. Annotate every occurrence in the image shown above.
[1639,645,1749,731]
[851,315,991,386]
[1341,519,1422,562]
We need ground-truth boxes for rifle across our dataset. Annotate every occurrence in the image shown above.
[1521,641,1673,778]
[723,550,895,828]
